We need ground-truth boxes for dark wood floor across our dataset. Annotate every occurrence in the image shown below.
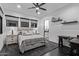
[0,40,78,56]
[43,46,70,56]
[0,41,58,56]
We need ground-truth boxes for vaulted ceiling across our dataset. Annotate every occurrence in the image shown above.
[1,3,70,19]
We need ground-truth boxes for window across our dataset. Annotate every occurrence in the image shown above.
[6,20,18,27]
[31,22,37,28]
[21,22,29,27]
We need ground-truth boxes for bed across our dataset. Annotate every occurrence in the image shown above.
[18,29,45,53]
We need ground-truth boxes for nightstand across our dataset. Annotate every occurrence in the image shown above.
[5,35,18,45]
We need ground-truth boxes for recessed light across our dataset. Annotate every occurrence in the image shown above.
[17,5,21,8]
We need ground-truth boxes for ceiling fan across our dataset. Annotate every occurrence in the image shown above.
[28,3,47,14]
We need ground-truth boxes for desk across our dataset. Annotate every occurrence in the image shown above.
[58,36,74,47]
[70,39,79,55]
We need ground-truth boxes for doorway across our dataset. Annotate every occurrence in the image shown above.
[44,20,49,40]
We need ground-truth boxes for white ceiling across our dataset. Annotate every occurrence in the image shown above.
[1,3,70,19]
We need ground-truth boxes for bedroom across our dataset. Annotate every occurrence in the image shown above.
[0,2,79,56]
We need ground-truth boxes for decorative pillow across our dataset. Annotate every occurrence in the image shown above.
[32,30,35,34]
[27,30,33,34]
[32,30,39,34]
[22,30,33,36]
[19,29,40,36]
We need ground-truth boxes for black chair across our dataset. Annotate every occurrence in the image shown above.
[69,36,79,56]
[77,35,79,39]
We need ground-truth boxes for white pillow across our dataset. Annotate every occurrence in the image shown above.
[22,30,33,36]
[27,30,33,34]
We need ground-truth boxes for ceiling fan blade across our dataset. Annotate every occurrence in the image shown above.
[39,3,46,6]
[33,3,37,7]
[39,7,47,11]
[28,7,36,9]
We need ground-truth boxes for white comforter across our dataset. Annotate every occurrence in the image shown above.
[18,34,44,45]
[18,34,45,53]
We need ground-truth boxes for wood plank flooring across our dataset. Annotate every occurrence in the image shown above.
[0,40,78,56]
[0,41,58,56]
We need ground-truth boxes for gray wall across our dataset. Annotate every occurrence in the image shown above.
[49,3,79,43]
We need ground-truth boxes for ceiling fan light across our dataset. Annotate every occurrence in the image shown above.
[36,7,39,10]
[17,5,21,8]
